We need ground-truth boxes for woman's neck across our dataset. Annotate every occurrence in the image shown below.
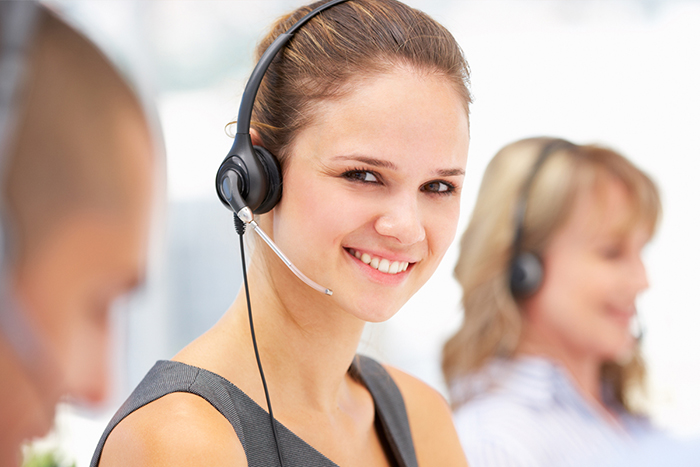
[225,249,367,413]
[515,327,603,405]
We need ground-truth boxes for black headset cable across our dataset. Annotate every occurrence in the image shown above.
[233,213,285,467]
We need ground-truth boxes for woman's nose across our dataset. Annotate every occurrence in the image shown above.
[630,255,649,294]
[374,192,426,245]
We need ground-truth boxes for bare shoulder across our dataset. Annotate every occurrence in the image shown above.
[99,391,246,467]
[384,365,468,467]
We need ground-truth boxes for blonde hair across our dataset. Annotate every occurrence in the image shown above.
[442,137,661,411]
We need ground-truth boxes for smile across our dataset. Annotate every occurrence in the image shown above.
[346,248,410,275]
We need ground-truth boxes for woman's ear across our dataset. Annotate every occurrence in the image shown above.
[250,128,264,147]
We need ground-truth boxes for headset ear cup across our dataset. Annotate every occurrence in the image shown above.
[510,251,544,298]
[252,145,282,214]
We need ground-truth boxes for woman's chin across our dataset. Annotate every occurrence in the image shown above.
[338,294,404,324]
[606,335,638,365]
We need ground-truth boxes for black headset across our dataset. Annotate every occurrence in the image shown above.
[215,0,350,217]
[214,3,350,465]
[509,138,576,298]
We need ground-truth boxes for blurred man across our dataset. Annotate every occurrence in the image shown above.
[0,3,156,466]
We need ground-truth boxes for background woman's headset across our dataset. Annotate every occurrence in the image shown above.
[509,138,576,298]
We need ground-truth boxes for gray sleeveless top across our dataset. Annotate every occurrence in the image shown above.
[90,355,418,467]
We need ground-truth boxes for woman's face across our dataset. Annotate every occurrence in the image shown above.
[524,177,650,362]
[266,68,470,322]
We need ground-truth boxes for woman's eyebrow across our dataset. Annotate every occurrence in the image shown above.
[331,155,465,177]
[436,168,465,177]
[332,155,398,170]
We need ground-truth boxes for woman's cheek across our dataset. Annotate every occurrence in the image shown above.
[429,201,461,254]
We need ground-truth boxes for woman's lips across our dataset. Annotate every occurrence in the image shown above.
[346,248,412,275]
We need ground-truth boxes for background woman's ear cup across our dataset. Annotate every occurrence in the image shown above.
[509,139,574,299]
[510,251,544,298]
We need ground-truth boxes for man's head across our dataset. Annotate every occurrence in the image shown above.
[0,4,155,464]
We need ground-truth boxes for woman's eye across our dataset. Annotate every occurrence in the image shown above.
[422,180,454,195]
[343,170,379,183]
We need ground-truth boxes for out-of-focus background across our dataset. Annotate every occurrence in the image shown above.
[32,1,700,465]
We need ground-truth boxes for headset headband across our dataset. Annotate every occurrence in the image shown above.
[509,138,577,298]
[511,138,575,257]
[236,0,349,135]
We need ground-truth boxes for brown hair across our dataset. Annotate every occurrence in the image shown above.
[237,0,471,171]
[442,137,661,412]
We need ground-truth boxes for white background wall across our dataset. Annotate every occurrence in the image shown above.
[37,1,700,465]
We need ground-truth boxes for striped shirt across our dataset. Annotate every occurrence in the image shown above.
[597,435,700,467]
[451,356,652,467]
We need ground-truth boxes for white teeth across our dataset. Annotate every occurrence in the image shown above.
[378,258,390,273]
[349,249,411,275]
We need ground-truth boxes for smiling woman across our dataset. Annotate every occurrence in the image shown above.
[268,69,469,323]
[442,136,661,467]
[91,1,471,467]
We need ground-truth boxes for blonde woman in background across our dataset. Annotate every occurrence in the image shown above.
[443,137,660,466]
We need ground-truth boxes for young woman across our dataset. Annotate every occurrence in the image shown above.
[442,137,661,466]
[92,1,471,466]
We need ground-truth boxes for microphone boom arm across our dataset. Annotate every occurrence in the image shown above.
[236,206,333,296]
